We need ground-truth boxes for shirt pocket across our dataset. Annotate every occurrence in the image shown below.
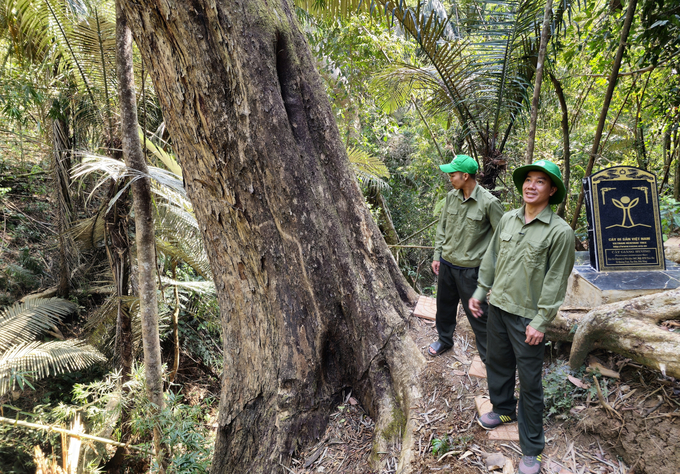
[524,238,549,270]
[446,206,459,227]
[465,209,484,234]
[498,231,513,260]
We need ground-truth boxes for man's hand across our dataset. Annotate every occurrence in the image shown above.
[525,325,544,345]
[431,261,440,275]
[468,298,483,318]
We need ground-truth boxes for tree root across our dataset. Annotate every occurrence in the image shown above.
[544,290,680,378]
[566,290,680,377]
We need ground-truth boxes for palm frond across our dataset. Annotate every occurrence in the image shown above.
[295,0,372,18]
[0,298,78,353]
[155,238,212,280]
[159,276,216,295]
[71,153,188,212]
[139,127,182,177]
[69,211,107,250]
[313,1,545,156]
[0,339,105,396]
[347,146,391,191]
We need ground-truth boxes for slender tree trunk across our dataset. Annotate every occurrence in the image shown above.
[549,73,571,219]
[115,0,165,466]
[570,0,638,229]
[52,118,72,298]
[659,125,672,192]
[525,0,553,164]
[366,189,400,246]
[120,1,424,472]
[675,142,680,201]
[168,262,181,384]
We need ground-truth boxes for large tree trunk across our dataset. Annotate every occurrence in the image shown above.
[119,1,424,473]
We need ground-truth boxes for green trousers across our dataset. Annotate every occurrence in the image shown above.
[435,263,488,362]
[486,305,545,456]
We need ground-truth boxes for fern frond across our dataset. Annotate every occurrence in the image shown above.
[0,339,105,396]
[0,298,78,353]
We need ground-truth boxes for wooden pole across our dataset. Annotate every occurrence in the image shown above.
[0,415,152,455]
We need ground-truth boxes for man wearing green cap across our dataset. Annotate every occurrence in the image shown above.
[429,154,503,360]
[469,159,575,474]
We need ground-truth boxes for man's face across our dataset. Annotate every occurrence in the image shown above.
[522,170,556,206]
[448,172,466,190]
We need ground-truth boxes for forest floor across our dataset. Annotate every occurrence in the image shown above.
[291,309,680,474]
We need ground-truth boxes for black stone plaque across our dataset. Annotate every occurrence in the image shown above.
[583,166,665,271]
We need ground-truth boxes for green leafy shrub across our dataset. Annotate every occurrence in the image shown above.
[659,196,680,240]
[431,433,473,457]
[69,366,215,473]
[542,361,578,418]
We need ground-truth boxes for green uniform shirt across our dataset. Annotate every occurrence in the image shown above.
[472,205,576,333]
[433,184,504,267]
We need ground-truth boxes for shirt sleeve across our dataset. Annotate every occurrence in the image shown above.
[529,226,576,333]
[487,197,505,232]
[472,217,504,302]
[433,195,449,262]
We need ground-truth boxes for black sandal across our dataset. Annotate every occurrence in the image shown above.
[428,341,452,357]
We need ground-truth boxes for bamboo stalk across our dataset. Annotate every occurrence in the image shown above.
[0,416,152,455]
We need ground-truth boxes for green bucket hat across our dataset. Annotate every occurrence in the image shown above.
[439,154,479,175]
[512,159,566,205]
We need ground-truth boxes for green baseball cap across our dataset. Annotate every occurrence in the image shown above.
[512,159,566,205]
[439,154,479,174]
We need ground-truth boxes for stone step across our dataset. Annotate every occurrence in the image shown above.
[413,295,436,321]
[474,396,519,441]
[468,354,487,378]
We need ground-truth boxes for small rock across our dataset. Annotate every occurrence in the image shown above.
[485,453,507,471]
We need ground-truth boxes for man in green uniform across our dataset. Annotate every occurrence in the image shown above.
[429,155,504,359]
[469,160,575,474]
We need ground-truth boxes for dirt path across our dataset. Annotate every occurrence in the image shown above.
[291,310,680,474]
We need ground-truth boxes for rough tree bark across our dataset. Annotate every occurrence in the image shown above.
[119,1,425,473]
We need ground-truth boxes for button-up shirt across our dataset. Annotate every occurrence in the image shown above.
[433,184,504,268]
[472,205,576,333]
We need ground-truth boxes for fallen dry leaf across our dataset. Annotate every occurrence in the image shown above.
[567,375,590,389]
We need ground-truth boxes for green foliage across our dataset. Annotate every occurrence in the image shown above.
[542,361,614,420]
[68,367,215,473]
[431,433,473,457]
[659,195,680,240]
[542,361,577,418]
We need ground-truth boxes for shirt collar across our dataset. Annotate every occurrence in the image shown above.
[453,184,480,202]
[516,204,553,225]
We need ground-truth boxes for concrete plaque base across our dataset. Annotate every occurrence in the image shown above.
[563,252,680,308]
